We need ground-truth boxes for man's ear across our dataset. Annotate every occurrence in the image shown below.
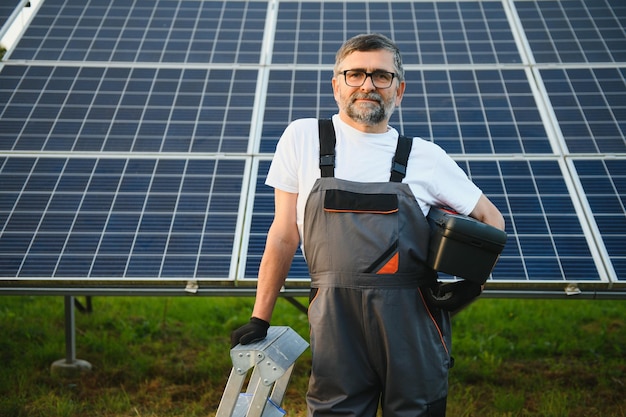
[395,80,406,106]
[331,76,340,102]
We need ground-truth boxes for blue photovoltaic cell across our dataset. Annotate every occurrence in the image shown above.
[245,159,601,283]
[260,69,551,155]
[0,65,256,153]
[0,157,245,279]
[7,0,267,64]
[541,67,626,154]
[573,159,626,283]
[273,1,520,65]
[516,0,626,64]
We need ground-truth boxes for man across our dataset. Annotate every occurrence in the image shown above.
[232,33,505,417]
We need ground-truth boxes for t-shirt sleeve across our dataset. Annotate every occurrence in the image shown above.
[265,121,301,194]
[429,146,482,216]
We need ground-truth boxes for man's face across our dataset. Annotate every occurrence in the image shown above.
[332,50,405,132]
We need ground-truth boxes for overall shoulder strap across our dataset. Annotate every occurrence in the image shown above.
[319,118,412,182]
[390,135,413,182]
[318,118,336,178]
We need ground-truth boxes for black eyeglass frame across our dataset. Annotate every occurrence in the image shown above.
[339,70,397,89]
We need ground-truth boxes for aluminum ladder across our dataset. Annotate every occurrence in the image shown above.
[216,326,309,417]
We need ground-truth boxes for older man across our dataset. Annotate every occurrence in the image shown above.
[232,33,504,417]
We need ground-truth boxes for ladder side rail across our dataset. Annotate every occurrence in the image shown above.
[268,363,294,406]
[216,368,248,417]
[246,381,273,417]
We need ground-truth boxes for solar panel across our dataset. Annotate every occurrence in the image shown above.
[516,0,626,64]
[273,1,520,65]
[260,68,553,154]
[0,65,257,153]
[541,67,626,153]
[572,158,626,284]
[0,156,247,280]
[0,0,624,294]
[8,0,267,64]
[471,158,603,283]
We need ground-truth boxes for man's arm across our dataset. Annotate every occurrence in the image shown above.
[250,188,301,323]
[469,194,505,231]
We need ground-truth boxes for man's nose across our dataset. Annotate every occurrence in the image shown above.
[360,74,377,90]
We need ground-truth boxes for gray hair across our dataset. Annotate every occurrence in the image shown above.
[334,33,405,82]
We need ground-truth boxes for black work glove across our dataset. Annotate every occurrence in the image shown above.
[423,280,482,312]
[230,317,270,348]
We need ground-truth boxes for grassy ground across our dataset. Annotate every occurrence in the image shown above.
[0,294,624,417]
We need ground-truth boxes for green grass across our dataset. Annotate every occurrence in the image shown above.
[0,295,624,417]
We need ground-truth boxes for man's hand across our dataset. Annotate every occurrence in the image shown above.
[230,317,270,348]
[422,280,482,312]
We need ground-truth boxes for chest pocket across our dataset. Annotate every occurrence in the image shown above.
[322,188,400,274]
[324,189,398,214]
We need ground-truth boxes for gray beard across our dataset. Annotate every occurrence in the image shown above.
[345,93,394,126]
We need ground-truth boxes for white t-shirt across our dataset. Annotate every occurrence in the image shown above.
[266,114,482,241]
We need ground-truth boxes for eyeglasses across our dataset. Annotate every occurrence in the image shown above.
[340,70,397,89]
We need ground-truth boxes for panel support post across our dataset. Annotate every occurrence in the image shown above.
[50,296,92,378]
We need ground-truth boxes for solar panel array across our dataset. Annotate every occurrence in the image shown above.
[0,0,624,294]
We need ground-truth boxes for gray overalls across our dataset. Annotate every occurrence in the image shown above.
[304,120,451,417]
